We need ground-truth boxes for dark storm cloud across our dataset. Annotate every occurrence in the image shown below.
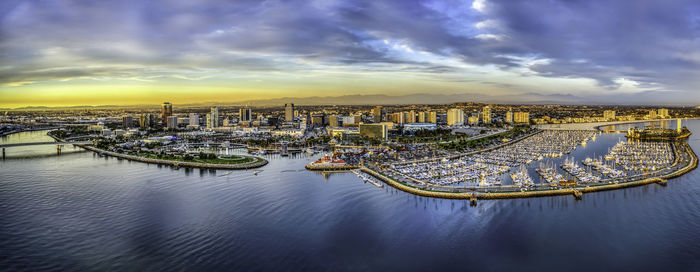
[1,0,699,100]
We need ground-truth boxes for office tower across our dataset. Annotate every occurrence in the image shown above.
[514,112,530,124]
[167,116,178,129]
[482,106,491,124]
[139,113,155,128]
[239,108,252,122]
[207,107,219,129]
[506,110,514,123]
[658,108,669,118]
[189,113,199,126]
[122,115,134,129]
[285,103,295,122]
[372,106,383,123]
[446,108,464,126]
[604,110,616,121]
[649,109,657,119]
[161,102,172,125]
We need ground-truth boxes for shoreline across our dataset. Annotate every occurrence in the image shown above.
[359,141,697,200]
[77,145,268,170]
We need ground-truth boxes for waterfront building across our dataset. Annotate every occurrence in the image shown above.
[447,108,464,126]
[604,110,616,121]
[359,123,388,141]
[372,106,383,123]
[285,103,295,122]
[658,108,669,118]
[506,110,513,123]
[648,109,657,119]
[514,112,530,124]
[207,107,219,129]
[122,115,134,129]
[482,106,492,124]
[161,102,172,126]
[239,108,252,122]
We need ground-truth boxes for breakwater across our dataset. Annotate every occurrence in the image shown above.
[78,145,268,170]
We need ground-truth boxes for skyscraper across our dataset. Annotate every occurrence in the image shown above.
[161,102,172,126]
[207,107,219,129]
[506,110,514,123]
[239,108,252,122]
[482,106,492,124]
[372,106,383,123]
[122,115,134,129]
[447,108,464,126]
[604,110,616,121]
[285,103,295,122]
[514,112,530,124]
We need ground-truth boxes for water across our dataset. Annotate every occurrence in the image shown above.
[2,123,700,271]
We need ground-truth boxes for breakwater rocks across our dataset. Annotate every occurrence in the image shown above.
[78,145,268,170]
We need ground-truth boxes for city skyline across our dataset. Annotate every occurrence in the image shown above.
[2,0,700,107]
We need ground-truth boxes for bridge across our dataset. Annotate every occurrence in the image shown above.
[1,141,92,158]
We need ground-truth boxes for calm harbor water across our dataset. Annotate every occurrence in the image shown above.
[1,122,700,271]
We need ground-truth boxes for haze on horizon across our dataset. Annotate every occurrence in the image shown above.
[1,0,700,108]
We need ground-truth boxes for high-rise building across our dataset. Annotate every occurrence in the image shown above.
[514,112,530,124]
[482,106,492,124]
[372,106,383,123]
[207,107,219,129]
[167,116,178,129]
[390,112,404,124]
[189,113,199,126]
[285,103,295,121]
[161,102,172,126]
[239,108,252,122]
[604,110,616,121]
[427,111,437,123]
[446,108,464,126]
[648,109,657,119]
[506,110,514,123]
[122,115,134,129]
[418,112,427,123]
[658,108,669,118]
[139,113,155,128]
[406,111,416,123]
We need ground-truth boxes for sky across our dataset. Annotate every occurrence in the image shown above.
[1,0,700,107]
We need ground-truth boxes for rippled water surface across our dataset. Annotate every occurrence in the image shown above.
[2,123,700,271]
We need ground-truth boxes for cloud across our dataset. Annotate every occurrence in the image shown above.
[1,0,699,103]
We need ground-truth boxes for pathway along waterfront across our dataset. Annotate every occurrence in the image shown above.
[76,145,268,170]
[359,135,698,201]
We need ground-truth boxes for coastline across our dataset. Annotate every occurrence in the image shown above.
[77,144,269,170]
[360,141,698,200]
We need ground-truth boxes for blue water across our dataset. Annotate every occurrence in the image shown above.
[1,124,700,271]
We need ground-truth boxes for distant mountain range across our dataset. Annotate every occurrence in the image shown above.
[1,92,695,110]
